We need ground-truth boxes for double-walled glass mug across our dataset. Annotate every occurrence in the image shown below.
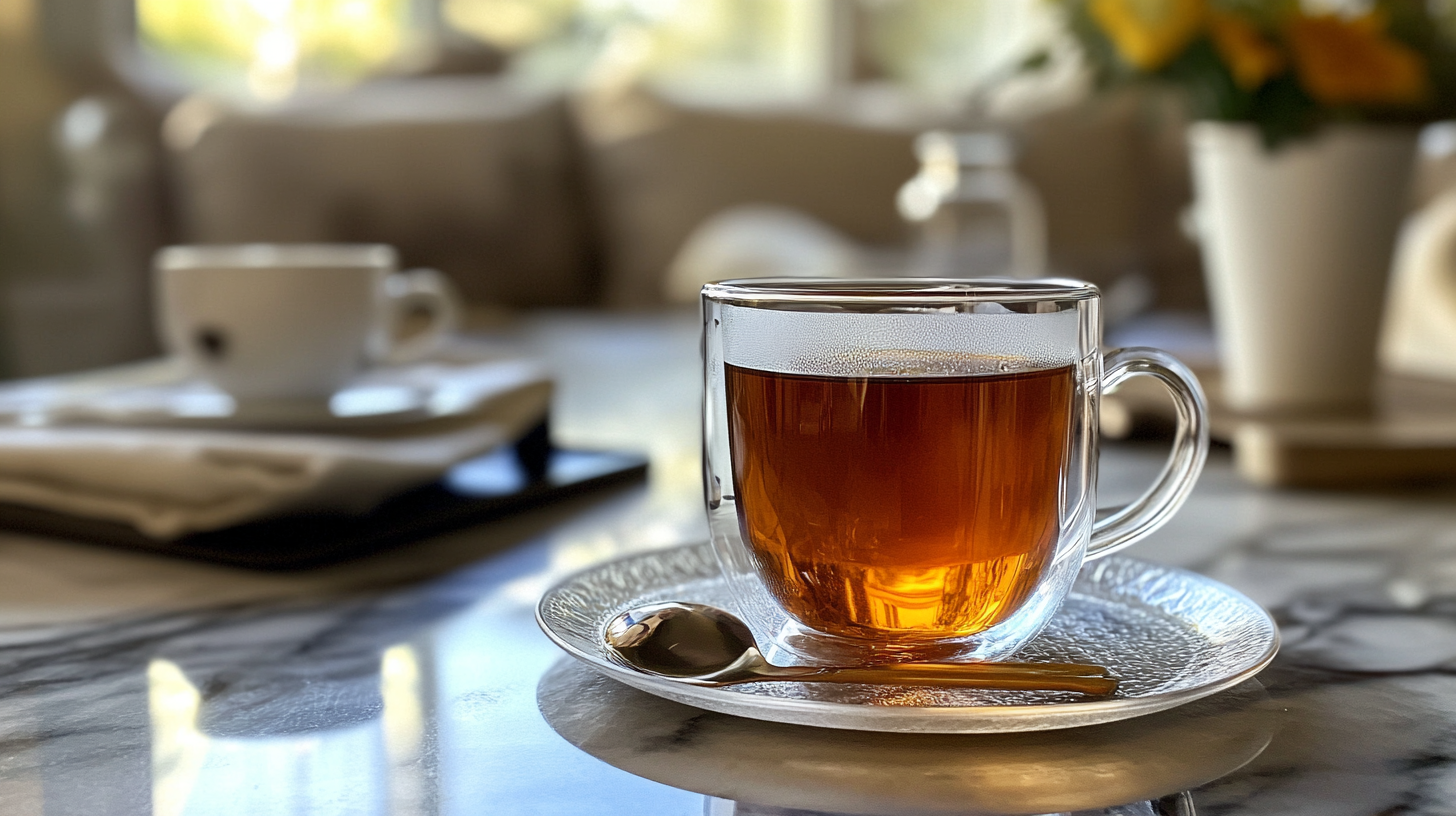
[702,279,1209,663]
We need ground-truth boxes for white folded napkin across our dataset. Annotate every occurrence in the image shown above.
[0,348,551,539]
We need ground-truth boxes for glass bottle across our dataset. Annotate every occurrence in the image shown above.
[897,129,1047,279]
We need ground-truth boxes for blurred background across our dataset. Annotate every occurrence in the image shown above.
[1,0,1452,377]
[0,0,1199,378]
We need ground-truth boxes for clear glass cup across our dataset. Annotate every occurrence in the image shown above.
[702,278,1209,663]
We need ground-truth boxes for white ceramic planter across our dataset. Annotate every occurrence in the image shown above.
[1189,122,1417,413]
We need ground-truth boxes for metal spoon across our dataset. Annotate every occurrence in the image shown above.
[603,601,1119,696]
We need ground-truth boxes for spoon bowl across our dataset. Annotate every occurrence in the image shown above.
[604,601,1119,696]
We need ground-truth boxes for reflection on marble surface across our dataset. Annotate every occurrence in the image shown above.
[537,659,1277,815]
[702,793,1197,816]
[0,314,1453,814]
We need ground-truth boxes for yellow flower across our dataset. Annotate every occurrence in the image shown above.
[1091,0,1206,71]
[1286,13,1428,106]
[1208,11,1285,90]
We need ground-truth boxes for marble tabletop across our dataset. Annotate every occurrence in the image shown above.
[0,311,1454,815]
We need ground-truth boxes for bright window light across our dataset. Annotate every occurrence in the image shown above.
[136,0,417,100]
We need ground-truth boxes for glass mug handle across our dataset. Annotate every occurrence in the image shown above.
[1087,347,1211,558]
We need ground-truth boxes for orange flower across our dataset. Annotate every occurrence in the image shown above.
[1285,13,1428,106]
[1090,0,1206,71]
[1208,11,1284,90]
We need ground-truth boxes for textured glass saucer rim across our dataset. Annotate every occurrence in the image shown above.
[535,543,1280,734]
[701,277,1099,308]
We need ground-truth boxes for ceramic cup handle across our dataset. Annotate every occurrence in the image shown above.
[382,268,460,364]
[1087,347,1211,559]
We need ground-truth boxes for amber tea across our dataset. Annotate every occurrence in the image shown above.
[725,362,1075,642]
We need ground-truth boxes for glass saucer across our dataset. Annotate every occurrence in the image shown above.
[535,543,1280,733]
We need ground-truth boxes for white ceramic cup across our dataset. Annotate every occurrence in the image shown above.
[155,244,460,402]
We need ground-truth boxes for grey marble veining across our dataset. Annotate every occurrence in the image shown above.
[0,312,1451,814]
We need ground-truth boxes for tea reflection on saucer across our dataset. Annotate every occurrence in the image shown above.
[537,659,1280,815]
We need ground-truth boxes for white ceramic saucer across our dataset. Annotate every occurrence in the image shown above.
[0,347,547,433]
[536,543,1280,733]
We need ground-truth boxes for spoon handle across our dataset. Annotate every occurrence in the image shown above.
[762,663,1120,696]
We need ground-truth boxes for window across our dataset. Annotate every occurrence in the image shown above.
[135,0,426,99]
[134,0,1055,105]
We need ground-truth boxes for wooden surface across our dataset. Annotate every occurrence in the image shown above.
[1103,369,1456,488]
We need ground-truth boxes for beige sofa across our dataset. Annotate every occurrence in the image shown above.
[166,78,1207,311]
[167,79,597,307]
